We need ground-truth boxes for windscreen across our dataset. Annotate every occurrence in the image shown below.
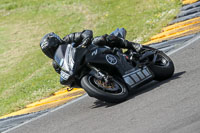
[54,44,76,74]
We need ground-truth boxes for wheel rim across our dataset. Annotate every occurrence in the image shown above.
[155,54,169,67]
[88,76,125,94]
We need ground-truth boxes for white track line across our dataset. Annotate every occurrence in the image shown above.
[3,94,88,133]
[167,33,200,56]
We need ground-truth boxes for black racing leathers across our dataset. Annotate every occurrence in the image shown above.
[63,30,93,47]
[92,34,142,52]
[53,29,142,85]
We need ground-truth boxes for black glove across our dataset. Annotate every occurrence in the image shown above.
[78,37,91,48]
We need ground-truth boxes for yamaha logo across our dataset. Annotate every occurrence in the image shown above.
[106,54,117,65]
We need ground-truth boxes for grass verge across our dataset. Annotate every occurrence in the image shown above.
[0,0,181,116]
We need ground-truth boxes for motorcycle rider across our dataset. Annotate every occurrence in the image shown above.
[40,28,142,85]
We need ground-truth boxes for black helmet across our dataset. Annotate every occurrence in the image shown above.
[40,32,63,59]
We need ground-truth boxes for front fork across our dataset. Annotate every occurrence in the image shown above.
[87,64,110,83]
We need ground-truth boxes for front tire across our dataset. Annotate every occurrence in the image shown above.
[81,75,129,103]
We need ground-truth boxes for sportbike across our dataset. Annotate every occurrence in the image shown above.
[54,29,174,102]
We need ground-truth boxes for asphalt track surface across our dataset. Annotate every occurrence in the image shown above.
[7,38,200,133]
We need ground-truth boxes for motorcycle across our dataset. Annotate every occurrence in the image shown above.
[54,28,174,103]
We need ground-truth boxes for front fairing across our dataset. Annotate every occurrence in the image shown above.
[85,46,154,90]
[61,44,76,74]
[54,44,87,77]
[85,46,134,76]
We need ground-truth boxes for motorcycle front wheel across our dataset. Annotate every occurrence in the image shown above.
[81,75,128,103]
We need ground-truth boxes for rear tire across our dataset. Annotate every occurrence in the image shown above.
[81,75,129,103]
[149,51,174,81]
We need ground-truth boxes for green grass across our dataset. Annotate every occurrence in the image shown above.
[0,0,181,116]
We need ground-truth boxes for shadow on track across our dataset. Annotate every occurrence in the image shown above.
[90,100,117,108]
[90,71,186,109]
[130,71,186,97]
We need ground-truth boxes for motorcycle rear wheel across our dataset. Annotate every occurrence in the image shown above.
[149,51,175,81]
[81,75,128,103]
